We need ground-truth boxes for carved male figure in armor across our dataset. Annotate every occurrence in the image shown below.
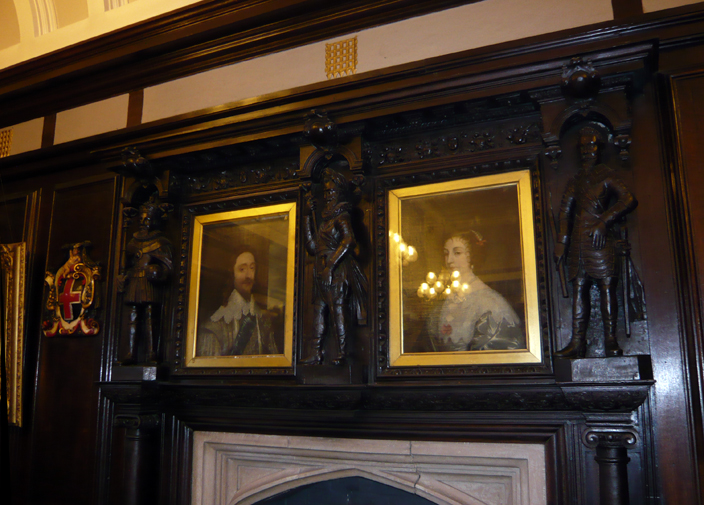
[302,168,367,365]
[554,126,637,358]
[118,194,173,364]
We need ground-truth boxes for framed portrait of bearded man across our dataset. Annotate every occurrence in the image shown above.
[386,169,543,369]
[184,202,296,368]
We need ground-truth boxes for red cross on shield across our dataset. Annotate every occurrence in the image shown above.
[57,277,83,321]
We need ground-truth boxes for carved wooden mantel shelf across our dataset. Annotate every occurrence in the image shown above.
[100,380,653,414]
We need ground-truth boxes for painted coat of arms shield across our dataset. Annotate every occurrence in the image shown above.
[42,241,102,336]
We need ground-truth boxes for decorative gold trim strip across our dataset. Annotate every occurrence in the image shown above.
[0,129,12,158]
[1,242,26,426]
[326,37,357,79]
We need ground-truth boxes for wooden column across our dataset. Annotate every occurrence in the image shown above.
[114,414,160,505]
[583,428,637,505]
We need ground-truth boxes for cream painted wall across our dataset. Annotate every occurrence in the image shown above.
[0,0,21,49]
[143,0,614,123]
[6,0,704,156]
[356,0,611,70]
[644,0,703,11]
[142,41,329,122]
[54,0,89,28]
[8,118,43,156]
[0,0,202,69]
[54,94,129,144]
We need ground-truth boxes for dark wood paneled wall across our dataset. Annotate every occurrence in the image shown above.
[3,4,704,505]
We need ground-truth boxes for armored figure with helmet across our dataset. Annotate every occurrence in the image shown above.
[554,126,638,358]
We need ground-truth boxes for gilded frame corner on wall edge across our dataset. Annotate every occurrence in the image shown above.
[2,242,26,426]
[184,202,296,368]
[387,170,542,368]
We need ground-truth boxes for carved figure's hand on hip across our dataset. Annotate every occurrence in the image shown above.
[589,221,608,249]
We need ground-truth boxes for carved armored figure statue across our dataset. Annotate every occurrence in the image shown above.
[302,168,367,365]
[554,126,638,358]
[118,194,173,364]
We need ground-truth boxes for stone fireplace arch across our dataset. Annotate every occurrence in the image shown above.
[192,432,546,505]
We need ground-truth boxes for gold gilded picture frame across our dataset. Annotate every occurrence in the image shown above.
[1,242,26,426]
[387,170,542,367]
[185,202,296,368]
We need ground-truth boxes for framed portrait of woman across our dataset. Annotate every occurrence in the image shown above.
[184,201,296,369]
[386,169,542,367]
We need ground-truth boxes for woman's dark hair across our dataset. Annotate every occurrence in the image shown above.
[443,230,486,271]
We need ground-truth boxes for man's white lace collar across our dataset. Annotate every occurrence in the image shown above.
[210,289,259,324]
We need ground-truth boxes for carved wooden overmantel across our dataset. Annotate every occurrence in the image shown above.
[91,38,664,505]
[9,0,704,495]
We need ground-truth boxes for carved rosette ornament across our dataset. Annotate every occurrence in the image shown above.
[42,242,101,336]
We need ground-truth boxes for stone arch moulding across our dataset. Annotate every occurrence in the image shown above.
[236,468,473,505]
[192,432,546,505]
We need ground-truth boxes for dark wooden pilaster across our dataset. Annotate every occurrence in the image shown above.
[584,428,638,505]
[114,413,161,505]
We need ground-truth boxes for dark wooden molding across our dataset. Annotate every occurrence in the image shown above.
[0,0,480,128]
[1,2,704,131]
[40,114,55,148]
[0,39,654,184]
[126,90,144,128]
[612,0,644,20]
[97,42,653,160]
[657,69,704,505]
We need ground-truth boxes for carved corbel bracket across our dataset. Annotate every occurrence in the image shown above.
[544,144,562,170]
[614,133,632,166]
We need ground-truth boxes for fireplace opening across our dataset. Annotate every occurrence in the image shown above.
[193,432,547,505]
[255,476,436,505]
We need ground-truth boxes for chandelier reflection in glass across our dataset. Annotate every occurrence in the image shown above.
[390,232,418,266]
[417,269,470,300]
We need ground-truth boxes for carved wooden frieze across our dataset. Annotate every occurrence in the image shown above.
[365,95,539,140]
[170,159,300,196]
[364,119,542,169]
